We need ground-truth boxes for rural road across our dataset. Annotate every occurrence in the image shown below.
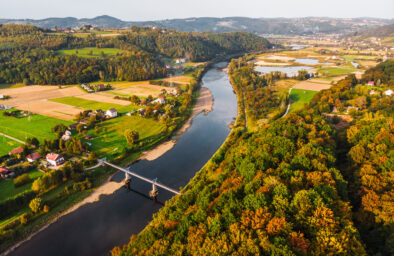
[282,88,293,117]
[0,132,25,144]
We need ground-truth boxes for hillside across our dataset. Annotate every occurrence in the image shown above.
[1,16,393,35]
[346,24,394,40]
[0,24,270,85]
[111,60,393,256]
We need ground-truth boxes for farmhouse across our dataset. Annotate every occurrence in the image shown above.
[27,152,41,163]
[367,81,375,86]
[9,147,24,156]
[106,108,118,118]
[152,97,165,105]
[46,153,65,166]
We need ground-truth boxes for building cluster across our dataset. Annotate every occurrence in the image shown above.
[80,84,111,93]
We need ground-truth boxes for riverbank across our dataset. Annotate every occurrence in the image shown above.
[140,87,213,161]
[2,85,214,255]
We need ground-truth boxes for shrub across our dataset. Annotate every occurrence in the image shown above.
[13,173,31,187]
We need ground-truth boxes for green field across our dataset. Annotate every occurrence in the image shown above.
[0,111,71,144]
[86,115,165,158]
[56,47,124,58]
[342,55,378,61]
[318,67,355,76]
[290,89,318,112]
[0,136,22,156]
[50,96,135,114]
[0,170,43,203]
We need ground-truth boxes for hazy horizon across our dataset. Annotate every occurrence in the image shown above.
[1,0,393,20]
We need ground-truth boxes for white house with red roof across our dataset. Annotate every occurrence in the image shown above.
[46,153,65,166]
[27,152,41,163]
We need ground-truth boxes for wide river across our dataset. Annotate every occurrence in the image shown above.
[9,62,238,256]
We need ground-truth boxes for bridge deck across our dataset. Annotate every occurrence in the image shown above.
[103,161,180,195]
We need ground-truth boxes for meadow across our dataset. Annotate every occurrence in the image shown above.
[56,47,124,58]
[0,110,71,144]
[290,89,318,112]
[49,97,135,114]
[85,115,165,158]
[0,136,21,156]
[0,170,43,203]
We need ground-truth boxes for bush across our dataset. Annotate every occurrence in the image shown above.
[0,191,36,219]
[13,173,31,187]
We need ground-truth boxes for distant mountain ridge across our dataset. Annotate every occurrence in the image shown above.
[1,15,393,35]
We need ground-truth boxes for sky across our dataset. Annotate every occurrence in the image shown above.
[0,0,393,20]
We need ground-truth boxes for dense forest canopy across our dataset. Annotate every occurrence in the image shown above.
[0,24,270,85]
[112,60,393,256]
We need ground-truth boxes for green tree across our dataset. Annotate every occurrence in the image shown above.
[124,130,139,146]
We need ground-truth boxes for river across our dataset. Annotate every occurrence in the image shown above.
[8,62,238,256]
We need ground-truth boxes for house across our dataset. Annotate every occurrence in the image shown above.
[95,109,104,115]
[0,95,4,99]
[369,90,377,95]
[384,89,393,96]
[61,134,71,141]
[46,153,65,166]
[332,106,338,113]
[0,167,12,178]
[106,108,118,118]
[152,97,165,105]
[367,81,375,86]
[9,147,24,155]
[68,123,79,130]
[65,130,72,136]
[165,64,171,69]
[138,108,146,116]
[27,152,41,163]
[175,58,186,64]
[346,106,359,113]
[85,135,93,140]
[79,119,89,125]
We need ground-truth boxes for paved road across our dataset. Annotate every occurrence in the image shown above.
[0,132,25,144]
[282,88,293,118]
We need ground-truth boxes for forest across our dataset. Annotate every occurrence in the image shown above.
[112,60,393,256]
[0,24,270,85]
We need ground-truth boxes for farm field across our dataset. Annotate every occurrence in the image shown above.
[56,47,124,58]
[0,170,43,203]
[342,55,379,61]
[292,79,332,91]
[85,115,165,158]
[0,86,82,106]
[16,101,81,121]
[75,94,131,106]
[318,67,355,76]
[0,110,71,143]
[108,84,175,98]
[49,97,134,114]
[290,89,318,112]
[162,75,194,85]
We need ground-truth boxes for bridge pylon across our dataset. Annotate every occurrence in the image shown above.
[124,172,131,190]
[149,179,159,200]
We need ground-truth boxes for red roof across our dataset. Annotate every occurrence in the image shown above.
[27,152,41,161]
[9,147,24,155]
[0,167,10,174]
[46,153,62,161]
